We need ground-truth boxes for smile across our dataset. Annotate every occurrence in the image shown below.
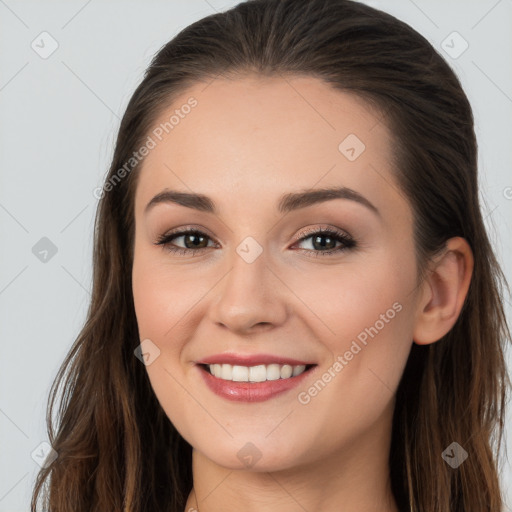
[197,363,317,402]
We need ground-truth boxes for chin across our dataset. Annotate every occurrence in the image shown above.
[190,433,312,473]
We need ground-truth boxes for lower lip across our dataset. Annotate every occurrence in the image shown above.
[197,365,316,402]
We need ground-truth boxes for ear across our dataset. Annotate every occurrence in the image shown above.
[413,237,474,345]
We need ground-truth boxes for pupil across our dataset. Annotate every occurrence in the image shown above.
[314,235,335,250]
[186,233,206,249]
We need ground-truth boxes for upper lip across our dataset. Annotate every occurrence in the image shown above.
[196,353,316,366]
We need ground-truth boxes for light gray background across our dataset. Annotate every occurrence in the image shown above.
[1,0,511,510]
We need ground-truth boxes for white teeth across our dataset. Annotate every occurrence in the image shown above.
[231,365,249,382]
[207,363,310,382]
[212,364,222,378]
[249,365,267,382]
[292,364,306,376]
[280,364,293,378]
[221,363,232,380]
[266,364,281,381]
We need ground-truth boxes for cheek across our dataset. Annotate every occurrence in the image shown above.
[292,248,416,342]
[290,250,417,402]
[131,247,221,383]
[132,269,172,336]
[131,246,184,378]
[132,245,205,344]
[285,271,415,464]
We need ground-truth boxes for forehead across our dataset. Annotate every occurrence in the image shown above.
[134,74,403,218]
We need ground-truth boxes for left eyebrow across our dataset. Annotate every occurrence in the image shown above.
[144,186,380,217]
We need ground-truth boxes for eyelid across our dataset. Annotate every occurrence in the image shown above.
[158,224,218,241]
[295,225,352,241]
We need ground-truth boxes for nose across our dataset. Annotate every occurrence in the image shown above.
[206,241,289,334]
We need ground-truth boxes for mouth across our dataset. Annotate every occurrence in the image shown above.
[196,362,318,402]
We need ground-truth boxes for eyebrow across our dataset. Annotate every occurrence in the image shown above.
[144,186,380,217]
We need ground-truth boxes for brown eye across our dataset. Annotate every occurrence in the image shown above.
[293,227,356,257]
[155,229,216,256]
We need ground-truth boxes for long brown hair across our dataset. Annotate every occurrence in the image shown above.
[31,1,511,510]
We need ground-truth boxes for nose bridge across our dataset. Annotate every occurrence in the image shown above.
[223,234,272,307]
[207,233,288,331]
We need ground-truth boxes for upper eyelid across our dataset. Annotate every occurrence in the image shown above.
[160,225,218,243]
[296,226,352,239]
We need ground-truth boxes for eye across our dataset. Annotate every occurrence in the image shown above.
[154,225,356,257]
[292,226,356,257]
[155,228,217,256]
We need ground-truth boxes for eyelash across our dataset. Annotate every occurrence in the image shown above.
[154,226,356,258]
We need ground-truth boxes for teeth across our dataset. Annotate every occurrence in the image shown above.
[249,365,266,382]
[232,365,249,382]
[292,365,306,376]
[208,363,308,382]
[266,364,281,381]
[280,364,293,378]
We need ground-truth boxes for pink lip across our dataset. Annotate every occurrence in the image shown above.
[196,364,317,403]
[196,353,315,366]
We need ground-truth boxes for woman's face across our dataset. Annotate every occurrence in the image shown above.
[132,75,424,471]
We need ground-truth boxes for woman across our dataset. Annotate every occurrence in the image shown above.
[31,0,511,511]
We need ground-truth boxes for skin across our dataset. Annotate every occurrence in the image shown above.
[131,75,473,512]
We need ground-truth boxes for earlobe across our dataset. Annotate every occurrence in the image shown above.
[413,237,474,345]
